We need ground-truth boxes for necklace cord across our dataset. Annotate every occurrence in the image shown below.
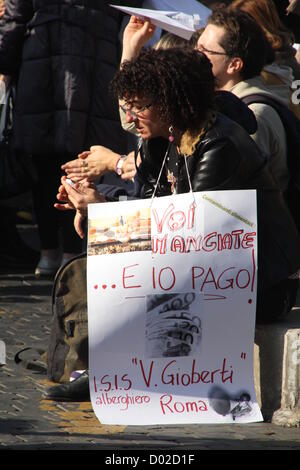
[150,143,196,207]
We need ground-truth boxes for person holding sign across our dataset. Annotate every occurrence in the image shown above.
[58,15,258,190]
[58,45,300,325]
[49,41,299,404]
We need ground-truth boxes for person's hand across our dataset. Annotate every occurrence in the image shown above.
[121,15,156,63]
[54,177,105,239]
[0,74,11,87]
[54,180,76,211]
[0,0,5,17]
[121,151,136,180]
[0,74,12,103]
[287,0,300,15]
[54,176,106,214]
[61,146,121,182]
[74,211,85,239]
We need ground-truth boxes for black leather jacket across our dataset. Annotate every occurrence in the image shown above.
[137,113,300,290]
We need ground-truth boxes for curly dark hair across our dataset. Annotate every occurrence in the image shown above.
[110,47,215,132]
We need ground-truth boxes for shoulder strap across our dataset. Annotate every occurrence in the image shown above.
[242,93,300,125]
[241,93,289,135]
[241,93,300,134]
[241,93,287,114]
[242,93,300,186]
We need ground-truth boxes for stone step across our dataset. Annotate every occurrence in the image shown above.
[254,306,300,426]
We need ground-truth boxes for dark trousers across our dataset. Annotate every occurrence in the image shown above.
[32,156,82,254]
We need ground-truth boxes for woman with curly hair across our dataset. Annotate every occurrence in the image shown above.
[59,16,257,187]
[58,46,300,324]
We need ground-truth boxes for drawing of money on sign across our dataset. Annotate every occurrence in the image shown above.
[145,293,202,358]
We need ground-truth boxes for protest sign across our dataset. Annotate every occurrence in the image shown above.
[87,190,263,425]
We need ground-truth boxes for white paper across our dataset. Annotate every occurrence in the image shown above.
[0,340,6,365]
[87,190,263,425]
[143,0,211,18]
[111,4,211,39]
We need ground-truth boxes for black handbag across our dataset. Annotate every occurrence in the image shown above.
[0,85,37,199]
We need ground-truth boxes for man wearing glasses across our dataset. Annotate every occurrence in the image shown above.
[196,10,290,194]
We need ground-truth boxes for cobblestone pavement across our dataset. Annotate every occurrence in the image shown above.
[1,227,300,451]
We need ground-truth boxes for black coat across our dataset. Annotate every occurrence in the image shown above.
[137,113,300,290]
[0,0,141,160]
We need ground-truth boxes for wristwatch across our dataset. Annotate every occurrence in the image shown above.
[115,155,127,175]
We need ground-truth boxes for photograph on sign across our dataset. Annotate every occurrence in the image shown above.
[88,206,151,255]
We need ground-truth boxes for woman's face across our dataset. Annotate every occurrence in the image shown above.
[121,98,168,140]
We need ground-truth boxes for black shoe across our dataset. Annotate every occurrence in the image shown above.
[43,370,90,402]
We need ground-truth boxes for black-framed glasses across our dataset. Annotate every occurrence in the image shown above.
[119,102,152,120]
[197,44,228,56]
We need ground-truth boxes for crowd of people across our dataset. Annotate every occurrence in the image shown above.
[56,2,300,324]
[0,0,142,274]
[1,0,300,401]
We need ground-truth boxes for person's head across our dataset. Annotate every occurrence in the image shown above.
[189,27,205,49]
[110,47,215,141]
[196,10,274,89]
[154,32,189,50]
[229,0,294,51]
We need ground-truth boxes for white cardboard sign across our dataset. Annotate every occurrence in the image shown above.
[87,190,263,425]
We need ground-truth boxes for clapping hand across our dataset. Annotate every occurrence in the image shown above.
[54,176,106,238]
[61,145,122,182]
